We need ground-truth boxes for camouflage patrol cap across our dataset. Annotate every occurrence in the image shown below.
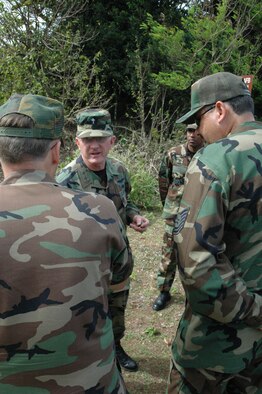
[176,72,251,124]
[76,108,113,138]
[0,93,64,139]
[186,123,197,131]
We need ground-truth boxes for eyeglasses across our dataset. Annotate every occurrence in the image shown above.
[196,105,215,127]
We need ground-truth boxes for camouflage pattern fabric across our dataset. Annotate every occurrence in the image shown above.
[157,144,195,291]
[167,358,262,394]
[108,290,129,342]
[57,155,140,228]
[57,156,139,341]
[0,94,64,140]
[0,170,131,393]
[76,108,114,138]
[169,122,262,391]
[159,143,195,219]
[157,221,177,292]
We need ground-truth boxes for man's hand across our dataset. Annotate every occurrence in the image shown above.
[130,215,149,233]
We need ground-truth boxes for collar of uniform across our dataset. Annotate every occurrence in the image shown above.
[79,155,121,177]
[1,170,55,186]
[104,157,121,176]
[228,120,262,136]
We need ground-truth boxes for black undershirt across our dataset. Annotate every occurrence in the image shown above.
[93,168,107,187]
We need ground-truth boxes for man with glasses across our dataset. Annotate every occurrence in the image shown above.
[0,94,131,392]
[57,108,149,372]
[152,124,203,311]
[195,105,215,127]
[167,72,262,393]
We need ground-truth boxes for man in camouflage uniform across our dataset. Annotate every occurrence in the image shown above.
[0,94,132,393]
[167,72,262,393]
[57,108,149,372]
[152,124,203,311]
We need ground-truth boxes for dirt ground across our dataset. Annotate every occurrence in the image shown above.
[122,212,185,394]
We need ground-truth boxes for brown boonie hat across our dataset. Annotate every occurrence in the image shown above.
[176,72,251,124]
[76,108,113,138]
[0,93,64,139]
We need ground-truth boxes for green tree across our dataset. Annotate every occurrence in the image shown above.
[0,0,109,113]
[137,0,262,123]
[0,0,261,124]
[78,0,185,119]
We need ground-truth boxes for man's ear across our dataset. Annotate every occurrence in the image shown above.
[51,140,61,165]
[215,101,228,123]
[110,135,116,146]
[75,137,80,148]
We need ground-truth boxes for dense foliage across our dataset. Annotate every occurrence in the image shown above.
[0,0,261,133]
[1,0,261,208]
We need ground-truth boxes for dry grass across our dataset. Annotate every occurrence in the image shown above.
[122,212,185,394]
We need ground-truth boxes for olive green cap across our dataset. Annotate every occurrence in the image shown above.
[0,93,64,139]
[76,108,113,138]
[176,72,251,124]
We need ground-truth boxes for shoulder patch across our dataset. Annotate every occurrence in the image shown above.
[173,208,189,235]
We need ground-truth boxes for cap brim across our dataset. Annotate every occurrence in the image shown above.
[176,106,202,124]
[76,129,113,138]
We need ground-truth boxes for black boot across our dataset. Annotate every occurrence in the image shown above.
[152,291,171,311]
[115,343,138,372]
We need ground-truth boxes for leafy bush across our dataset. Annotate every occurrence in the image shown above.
[112,129,184,211]
[112,140,158,210]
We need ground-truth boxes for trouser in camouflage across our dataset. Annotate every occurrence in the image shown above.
[109,289,129,343]
[109,240,133,343]
[157,220,177,292]
[167,358,262,394]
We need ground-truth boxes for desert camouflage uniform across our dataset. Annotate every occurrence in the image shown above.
[169,122,262,393]
[57,156,140,343]
[0,170,131,393]
[157,143,195,291]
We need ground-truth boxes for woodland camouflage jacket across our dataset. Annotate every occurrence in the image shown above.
[158,143,195,220]
[172,121,262,373]
[0,170,131,393]
[57,156,140,228]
